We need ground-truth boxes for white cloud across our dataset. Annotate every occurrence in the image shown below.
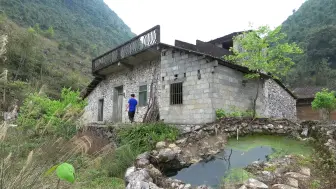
[105,0,305,45]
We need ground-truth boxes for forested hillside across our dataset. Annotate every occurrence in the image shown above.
[0,0,134,111]
[0,0,134,56]
[281,0,336,88]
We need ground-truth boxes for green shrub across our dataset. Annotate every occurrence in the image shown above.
[116,122,179,152]
[17,88,87,138]
[216,106,254,119]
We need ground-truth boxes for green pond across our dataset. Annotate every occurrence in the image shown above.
[170,135,313,188]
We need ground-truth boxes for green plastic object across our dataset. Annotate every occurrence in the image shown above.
[56,163,75,183]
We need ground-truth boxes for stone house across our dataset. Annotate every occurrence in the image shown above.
[293,86,336,120]
[80,25,297,125]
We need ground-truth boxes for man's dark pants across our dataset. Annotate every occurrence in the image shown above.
[128,111,135,123]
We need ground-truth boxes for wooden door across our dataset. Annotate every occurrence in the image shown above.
[113,86,124,122]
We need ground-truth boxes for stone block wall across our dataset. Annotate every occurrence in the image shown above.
[82,59,160,124]
[160,48,217,124]
[263,79,297,120]
[212,65,266,116]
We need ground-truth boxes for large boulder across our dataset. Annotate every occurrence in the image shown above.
[158,148,177,162]
[125,168,153,185]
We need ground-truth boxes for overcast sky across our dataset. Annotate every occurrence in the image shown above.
[104,0,305,45]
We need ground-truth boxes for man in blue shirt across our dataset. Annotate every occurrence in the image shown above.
[126,94,138,123]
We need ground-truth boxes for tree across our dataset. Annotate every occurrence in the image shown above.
[44,26,55,38]
[225,25,303,117]
[312,89,336,121]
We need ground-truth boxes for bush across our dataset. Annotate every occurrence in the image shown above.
[17,88,87,138]
[116,122,180,152]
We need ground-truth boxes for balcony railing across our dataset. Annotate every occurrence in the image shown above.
[92,25,161,73]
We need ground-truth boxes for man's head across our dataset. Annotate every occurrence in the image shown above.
[131,94,135,98]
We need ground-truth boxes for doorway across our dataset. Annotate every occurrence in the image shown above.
[113,86,124,122]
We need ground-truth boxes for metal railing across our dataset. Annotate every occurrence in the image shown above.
[92,25,161,73]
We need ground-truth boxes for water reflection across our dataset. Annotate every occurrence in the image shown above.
[170,146,274,187]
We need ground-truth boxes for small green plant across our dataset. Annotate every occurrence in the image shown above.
[311,88,336,120]
[310,179,321,189]
[222,168,254,184]
[264,165,276,172]
[216,106,254,119]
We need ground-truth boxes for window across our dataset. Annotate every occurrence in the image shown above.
[139,85,148,106]
[170,82,183,105]
[98,99,104,121]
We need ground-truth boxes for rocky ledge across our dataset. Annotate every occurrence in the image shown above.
[237,155,311,189]
[124,118,336,189]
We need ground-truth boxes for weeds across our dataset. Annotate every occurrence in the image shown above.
[216,106,254,119]
[105,144,141,178]
[17,88,87,139]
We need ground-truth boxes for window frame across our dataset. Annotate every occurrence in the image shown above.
[138,84,148,107]
[170,82,183,105]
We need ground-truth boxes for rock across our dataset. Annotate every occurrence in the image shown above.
[125,166,136,182]
[327,130,334,136]
[158,148,177,162]
[184,184,192,189]
[135,152,150,168]
[196,185,212,189]
[146,164,162,178]
[126,181,163,189]
[239,185,248,189]
[259,171,274,182]
[136,158,150,168]
[284,172,309,180]
[156,141,166,149]
[244,178,268,188]
[176,138,187,144]
[299,167,310,176]
[172,146,182,154]
[274,167,287,177]
[125,169,152,184]
[137,152,150,160]
[271,184,297,189]
[301,128,308,137]
[267,124,274,129]
[169,143,177,148]
[285,177,298,188]
[152,150,159,156]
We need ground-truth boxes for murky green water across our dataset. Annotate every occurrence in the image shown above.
[170,135,313,188]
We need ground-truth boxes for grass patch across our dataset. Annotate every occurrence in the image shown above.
[222,168,254,184]
[116,122,179,152]
[227,134,313,159]
[106,144,141,178]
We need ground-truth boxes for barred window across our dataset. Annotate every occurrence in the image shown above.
[139,85,148,106]
[170,82,183,105]
[98,99,104,121]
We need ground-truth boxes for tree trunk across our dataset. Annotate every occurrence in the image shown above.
[252,79,260,118]
[143,63,160,123]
